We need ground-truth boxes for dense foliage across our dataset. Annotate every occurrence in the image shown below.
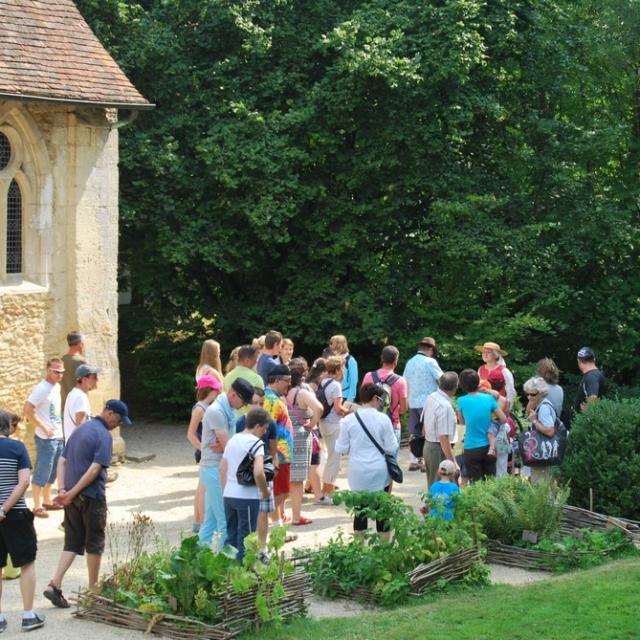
[73,1,640,414]
[305,490,486,605]
[533,530,634,571]
[561,399,640,520]
[102,530,292,623]
[460,475,569,545]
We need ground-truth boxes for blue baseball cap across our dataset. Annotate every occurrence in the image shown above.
[105,399,132,425]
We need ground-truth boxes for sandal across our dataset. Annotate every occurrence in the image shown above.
[33,507,49,518]
[43,503,62,511]
[43,583,70,608]
[292,517,313,526]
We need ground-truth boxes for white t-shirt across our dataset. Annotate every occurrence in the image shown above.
[63,387,91,442]
[223,432,264,500]
[320,378,343,429]
[26,380,62,439]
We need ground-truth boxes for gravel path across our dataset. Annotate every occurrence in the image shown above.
[0,420,550,635]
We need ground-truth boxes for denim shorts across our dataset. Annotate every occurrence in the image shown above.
[32,436,64,487]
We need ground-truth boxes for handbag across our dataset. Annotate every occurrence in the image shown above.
[236,439,276,486]
[354,411,403,483]
[517,401,567,467]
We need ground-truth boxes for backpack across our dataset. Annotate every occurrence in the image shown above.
[316,379,334,418]
[371,370,400,419]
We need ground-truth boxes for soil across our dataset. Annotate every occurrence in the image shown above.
[0,420,550,636]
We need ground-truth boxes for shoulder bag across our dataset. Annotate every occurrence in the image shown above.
[354,411,403,483]
[236,439,276,486]
[517,400,567,467]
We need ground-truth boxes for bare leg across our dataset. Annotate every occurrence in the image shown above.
[290,482,304,522]
[43,483,52,505]
[50,550,77,589]
[31,484,43,511]
[275,493,288,521]
[308,465,322,500]
[86,553,102,591]
[19,562,36,611]
[322,482,334,496]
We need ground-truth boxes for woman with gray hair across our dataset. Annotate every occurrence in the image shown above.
[523,376,557,484]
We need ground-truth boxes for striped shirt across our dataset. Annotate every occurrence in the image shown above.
[0,437,31,511]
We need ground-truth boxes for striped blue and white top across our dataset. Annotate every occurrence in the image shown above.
[0,438,31,511]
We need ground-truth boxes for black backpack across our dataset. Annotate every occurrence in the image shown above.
[316,379,334,418]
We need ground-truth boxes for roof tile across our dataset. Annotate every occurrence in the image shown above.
[0,0,150,108]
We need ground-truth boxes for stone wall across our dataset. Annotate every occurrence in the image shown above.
[0,101,124,459]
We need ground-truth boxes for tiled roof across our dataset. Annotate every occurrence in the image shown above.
[0,0,151,109]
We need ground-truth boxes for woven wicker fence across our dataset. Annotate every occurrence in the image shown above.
[73,567,312,640]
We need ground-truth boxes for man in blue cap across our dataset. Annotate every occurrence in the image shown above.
[42,400,132,609]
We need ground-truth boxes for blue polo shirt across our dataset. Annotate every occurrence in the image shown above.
[62,416,112,500]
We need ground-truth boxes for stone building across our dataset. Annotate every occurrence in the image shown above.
[0,0,152,455]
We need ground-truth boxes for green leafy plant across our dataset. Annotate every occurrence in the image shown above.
[533,530,637,572]
[305,490,483,606]
[459,476,569,545]
[100,528,293,624]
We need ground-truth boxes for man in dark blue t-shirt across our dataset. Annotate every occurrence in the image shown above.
[43,400,132,609]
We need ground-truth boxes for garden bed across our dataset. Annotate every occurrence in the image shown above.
[560,505,640,543]
[73,567,311,640]
[327,547,483,602]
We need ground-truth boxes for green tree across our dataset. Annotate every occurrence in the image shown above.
[75,0,640,416]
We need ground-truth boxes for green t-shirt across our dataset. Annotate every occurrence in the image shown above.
[223,365,264,416]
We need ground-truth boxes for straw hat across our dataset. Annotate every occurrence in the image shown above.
[416,336,437,349]
[474,341,508,356]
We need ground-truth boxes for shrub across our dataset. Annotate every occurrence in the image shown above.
[561,399,640,520]
[460,476,569,544]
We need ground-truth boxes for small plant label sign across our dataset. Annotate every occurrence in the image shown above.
[522,530,538,544]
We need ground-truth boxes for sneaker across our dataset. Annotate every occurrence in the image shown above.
[21,613,46,631]
[43,583,70,609]
[257,550,271,565]
[0,618,6,634]
[314,495,334,506]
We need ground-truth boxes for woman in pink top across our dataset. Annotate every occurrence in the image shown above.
[476,341,516,406]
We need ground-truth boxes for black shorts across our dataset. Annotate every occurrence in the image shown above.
[64,495,107,555]
[0,509,38,568]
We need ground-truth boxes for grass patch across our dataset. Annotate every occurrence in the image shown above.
[244,558,640,640]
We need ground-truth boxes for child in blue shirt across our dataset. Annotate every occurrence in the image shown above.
[428,459,461,521]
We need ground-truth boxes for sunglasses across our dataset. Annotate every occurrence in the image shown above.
[49,369,65,374]
[526,392,539,397]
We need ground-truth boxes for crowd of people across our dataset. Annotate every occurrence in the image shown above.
[0,328,608,630]
[0,332,132,631]
[186,331,608,558]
